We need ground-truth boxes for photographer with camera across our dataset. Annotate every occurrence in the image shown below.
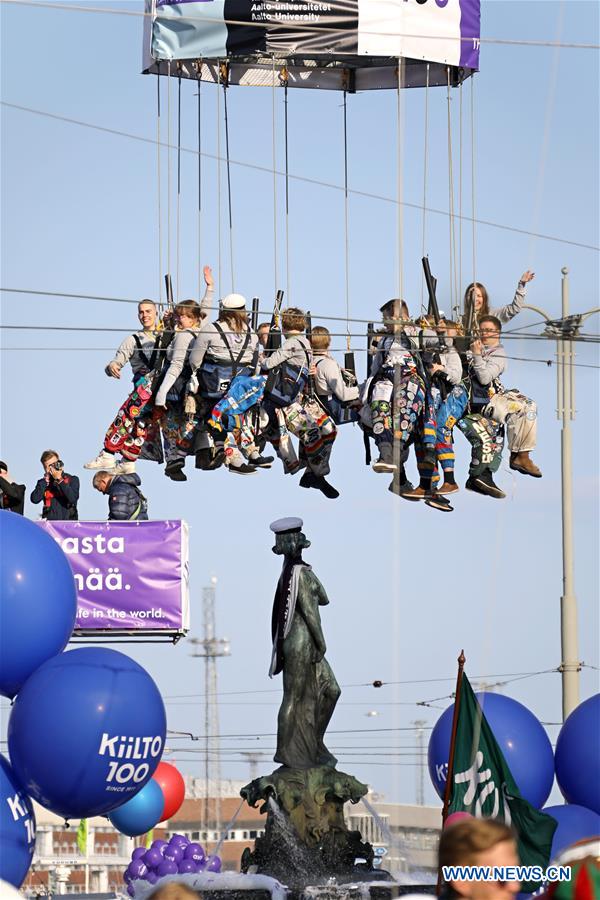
[30,450,80,520]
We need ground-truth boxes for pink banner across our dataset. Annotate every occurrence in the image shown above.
[38,521,189,634]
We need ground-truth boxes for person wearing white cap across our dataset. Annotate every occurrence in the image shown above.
[188,292,271,474]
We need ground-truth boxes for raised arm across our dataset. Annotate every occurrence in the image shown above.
[199,265,215,320]
[491,271,534,324]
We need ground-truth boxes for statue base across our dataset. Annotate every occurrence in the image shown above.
[240,766,375,889]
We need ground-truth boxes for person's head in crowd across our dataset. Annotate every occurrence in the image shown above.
[257,322,271,348]
[465,282,490,319]
[40,450,65,480]
[438,817,519,900]
[380,298,410,332]
[310,326,331,354]
[138,300,158,331]
[175,300,203,330]
[219,294,249,333]
[479,316,502,348]
[148,883,202,900]
[92,471,114,494]
[281,307,306,337]
[0,461,8,478]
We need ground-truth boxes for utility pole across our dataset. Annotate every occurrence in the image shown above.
[241,752,262,782]
[190,577,230,841]
[413,719,427,806]
[523,268,598,719]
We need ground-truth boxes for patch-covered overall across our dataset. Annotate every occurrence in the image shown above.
[435,384,469,476]
[458,413,504,477]
[103,373,164,463]
[283,397,337,477]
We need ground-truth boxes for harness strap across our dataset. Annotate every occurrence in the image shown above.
[213,322,251,379]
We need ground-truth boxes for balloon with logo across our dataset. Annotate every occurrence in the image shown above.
[0,514,77,699]
[428,692,554,808]
[0,754,36,888]
[152,761,186,822]
[7,647,166,818]
[542,804,600,859]
[108,779,165,837]
[554,694,600,815]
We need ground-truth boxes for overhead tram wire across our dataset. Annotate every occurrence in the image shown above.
[2,0,599,49]
[4,101,598,254]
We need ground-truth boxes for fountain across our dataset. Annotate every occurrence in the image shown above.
[239,518,382,893]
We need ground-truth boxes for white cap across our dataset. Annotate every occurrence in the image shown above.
[221,293,247,310]
[270,517,303,534]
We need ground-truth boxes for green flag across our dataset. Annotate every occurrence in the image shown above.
[448,674,558,892]
[77,819,88,856]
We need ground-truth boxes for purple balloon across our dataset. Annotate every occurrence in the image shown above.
[143,847,163,869]
[205,854,222,872]
[127,859,149,879]
[131,847,147,861]
[156,859,178,877]
[178,859,197,874]
[151,839,169,854]
[123,870,132,885]
[145,871,159,885]
[170,833,190,847]
[164,844,184,863]
[184,842,205,862]
[127,886,136,898]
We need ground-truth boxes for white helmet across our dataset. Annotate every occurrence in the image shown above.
[221,293,247,310]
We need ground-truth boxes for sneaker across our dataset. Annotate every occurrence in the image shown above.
[84,450,117,470]
[250,455,274,468]
[510,452,542,478]
[300,471,339,499]
[372,457,397,474]
[424,492,454,512]
[466,473,506,499]
[399,485,427,501]
[228,463,258,475]
[438,482,459,495]
[165,460,187,482]
[113,459,136,475]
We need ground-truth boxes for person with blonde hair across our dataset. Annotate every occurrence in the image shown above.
[148,883,202,900]
[439,817,520,900]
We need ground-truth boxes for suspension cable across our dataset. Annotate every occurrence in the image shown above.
[216,63,222,296]
[222,78,235,293]
[284,73,290,305]
[156,71,163,303]
[420,63,430,313]
[447,68,458,317]
[397,57,405,302]
[197,63,202,298]
[343,89,351,350]
[471,75,477,291]
[271,55,278,297]
[458,81,463,310]
[176,71,182,301]
[166,60,172,280]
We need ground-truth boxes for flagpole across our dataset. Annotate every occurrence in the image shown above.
[442,649,466,823]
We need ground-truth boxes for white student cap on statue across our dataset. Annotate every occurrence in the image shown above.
[269,517,303,535]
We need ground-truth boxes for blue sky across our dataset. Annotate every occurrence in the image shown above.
[1,0,598,807]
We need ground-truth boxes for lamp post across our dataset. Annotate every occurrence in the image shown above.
[523,268,599,719]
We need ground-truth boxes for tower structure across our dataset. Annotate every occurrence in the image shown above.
[413,719,427,806]
[190,577,230,838]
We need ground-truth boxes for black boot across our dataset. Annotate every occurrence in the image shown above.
[165,459,187,482]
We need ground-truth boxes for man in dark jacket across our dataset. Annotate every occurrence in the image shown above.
[0,461,26,515]
[92,471,148,521]
[30,450,80,520]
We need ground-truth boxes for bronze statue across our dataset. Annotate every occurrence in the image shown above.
[269,517,341,770]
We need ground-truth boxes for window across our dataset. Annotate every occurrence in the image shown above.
[249,830,257,839]
[243,831,249,839]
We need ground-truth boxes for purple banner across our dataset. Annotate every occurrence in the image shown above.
[38,521,189,633]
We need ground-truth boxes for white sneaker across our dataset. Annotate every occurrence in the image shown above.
[372,458,397,474]
[84,450,117,470]
[113,460,136,475]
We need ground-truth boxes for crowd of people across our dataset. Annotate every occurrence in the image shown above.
[0,265,542,518]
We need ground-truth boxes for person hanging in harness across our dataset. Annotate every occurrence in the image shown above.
[153,299,206,481]
[84,266,215,473]
[92,471,149,521]
[458,315,541,500]
[429,319,469,496]
[310,326,361,424]
[188,293,269,475]
[465,270,535,327]
[261,308,338,499]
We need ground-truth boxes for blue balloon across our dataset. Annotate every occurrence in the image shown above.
[0,754,36,887]
[7,647,166,819]
[109,780,165,837]
[0,513,77,699]
[542,804,600,859]
[555,694,600,815]
[428,692,554,808]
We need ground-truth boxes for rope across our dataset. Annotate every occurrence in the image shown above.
[216,64,222,296]
[222,80,235,292]
[420,63,430,313]
[271,56,278,297]
[166,60,172,279]
[470,75,477,292]
[156,72,163,303]
[176,72,182,301]
[197,65,202,298]
[284,77,290,305]
[396,58,405,301]
[343,90,351,350]
[5,101,598,253]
